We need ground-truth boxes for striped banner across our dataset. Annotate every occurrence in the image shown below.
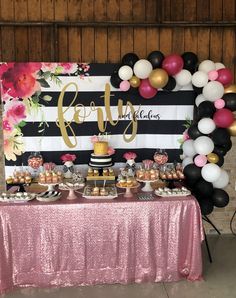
[3,63,195,175]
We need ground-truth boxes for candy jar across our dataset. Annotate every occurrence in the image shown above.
[28,152,43,177]
[154,149,168,167]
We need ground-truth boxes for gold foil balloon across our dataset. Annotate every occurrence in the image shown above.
[207,153,219,164]
[129,76,140,88]
[224,84,236,94]
[149,68,169,89]
[227,119,236,136]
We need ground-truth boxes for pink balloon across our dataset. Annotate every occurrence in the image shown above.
[213,108,234,128]
[139,79,158,99]
[119,80,130,91]
[162,54,184,76]
[217,68,233,86]
[194,154,207,167]
[208,70,218,81]
[214,99,225,109]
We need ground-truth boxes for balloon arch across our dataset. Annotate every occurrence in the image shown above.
[110,51,236,215]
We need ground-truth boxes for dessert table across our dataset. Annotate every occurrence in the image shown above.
[0,189,204,294]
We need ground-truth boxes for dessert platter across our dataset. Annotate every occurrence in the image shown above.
[155,187,191,197]
[116,176,140,198]
[0,192,36,203]
[38,170,63,191]
[59,181,85,200]
[36,191,62,202]
[83,185,117,199]
[136,160,159,192]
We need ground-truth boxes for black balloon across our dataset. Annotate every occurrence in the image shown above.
[181,52,198,73]
[147,51,165,68]
[216,154,224,167]
[193,85,203,95]
[213,145,228,157]
[188,124,204,140]
[197,101,216,119]
[163,76,176,91]
[194,179,214,197]
[223,139,232,152]
[212,189,229,208]
[121,53,139,68]
[211,128,231,146]
[222,93,236,111]
[110,72,122,88]
[183,164,202,183]
[197,197,214,215]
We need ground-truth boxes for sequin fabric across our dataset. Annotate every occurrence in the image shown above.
[0,193,204,293]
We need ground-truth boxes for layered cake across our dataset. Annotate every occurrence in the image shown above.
[89,141,113,168]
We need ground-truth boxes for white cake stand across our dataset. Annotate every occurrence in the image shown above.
[116,183,140,198]
[59,183,85,200]
[136,179,158,192]
[38,182,58,192]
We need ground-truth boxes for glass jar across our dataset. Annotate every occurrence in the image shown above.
[154,149,168,167]
[28,152,43,177]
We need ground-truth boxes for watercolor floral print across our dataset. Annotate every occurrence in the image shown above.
[0,62,90,161]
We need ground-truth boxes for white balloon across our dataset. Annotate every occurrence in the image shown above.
[212,169,229,188]
[195,94,207,106]
[192,71,208,88]
[201,163,221,183]
[133,59,153,79]
[182,157,193,168]
[172,83,182,91]
[215,62,225,70]
[198,118,216,134]
[194,136,214,155]
[182,139,196,157]
[202,81,224,102]
[198,59,216,73]
[118,65,133,80]
[175,69,192,86]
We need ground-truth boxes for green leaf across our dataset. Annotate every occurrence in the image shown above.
[42,71,51,79]
[18,121,26,128]
[37,69,43,76]
[43,95,52,102]
[37,78,50,88]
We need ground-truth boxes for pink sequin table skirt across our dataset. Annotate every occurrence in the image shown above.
[0,193,204,293]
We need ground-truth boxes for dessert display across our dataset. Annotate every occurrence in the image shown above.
[117,176,138,188]
[0,192,36,202]
[87,167,115,180]
[159,163,185,180]
[59,181,85,200]
[6,169,32,185]
[38,170,63,184]
[83,185,117,199]
[155,187,191,197]
[154,149,168,166]
[36,191,61,202]
[28,152,44,169]
[135,160,159,192]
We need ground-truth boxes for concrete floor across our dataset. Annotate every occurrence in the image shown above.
[2,235,236,298]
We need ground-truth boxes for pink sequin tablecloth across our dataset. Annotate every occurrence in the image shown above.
[0,192,204,293]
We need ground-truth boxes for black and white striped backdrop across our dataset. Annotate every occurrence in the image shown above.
[4,63,195,175]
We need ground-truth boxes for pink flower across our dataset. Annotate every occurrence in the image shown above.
[41,63,58,73]
[61,154,76,162]
[183,129,190,141]
[123,152,137,160]
[43,162,56,171]
[107,147,115,155]
[5,101,26,125]
[2,118,13,132]
[58,63,78,74]
[91,135,99,144]
[0,63,41,99]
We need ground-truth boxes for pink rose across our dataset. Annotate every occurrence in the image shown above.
[58,63,78,74]
[5,101,26,125]
[91,135,99,144]
[0,63,41,98]
[107,147,115,155]
[183,129,190,141]
[123,152,137,160]
[2,118,13,132]
[41,63,58,73]
[61,154,76,162]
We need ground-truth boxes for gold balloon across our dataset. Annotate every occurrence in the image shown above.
[149,69,169,89]
[207,153,219,164]
[129,76,140,88]
[227,119,236,136]
[224,84,236,94]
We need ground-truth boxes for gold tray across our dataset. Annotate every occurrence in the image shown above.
[86,175,115,181]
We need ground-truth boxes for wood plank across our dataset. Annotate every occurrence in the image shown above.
[1,0,15,61]
[197,0,209,21]
[41,0,55,61]
[184,28,198,53]
[209,28,223,62]
[222,0,235,20]
[107,0,120,63]
[133,0,146,58]
[197,29,210,61]
[94,0,107,62]
[162,0,171,21]
[146,29,160,56]
[28,0,42,61]
[55,0,68,61]
[68,0,82,62]
[172,28,184,54]
[184,0,196,21]
[222,29,235,78]
[120,0,133,58]
[159,28,172,56]
[14,0,28,61]
[209,0,222,21]
[170,0,184,21]
[146,0,157,22]
[81,0,94,62]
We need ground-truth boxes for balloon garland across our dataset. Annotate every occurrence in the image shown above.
[110,51,236,215]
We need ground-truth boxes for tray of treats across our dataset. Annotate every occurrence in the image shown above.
[36,191,61,202]
[86,167,115,180]
[0,192,36,203]
[59,181,85,190]
[83,185,117,199]
[155,187,191,197]
[116,176,139,188]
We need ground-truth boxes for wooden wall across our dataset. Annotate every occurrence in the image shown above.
[0,0,235,77]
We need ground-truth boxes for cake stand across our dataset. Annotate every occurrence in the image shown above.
[59,183,85,200]
[136,179,158,192]
[38,182,58,191]
[116,183,140,198]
